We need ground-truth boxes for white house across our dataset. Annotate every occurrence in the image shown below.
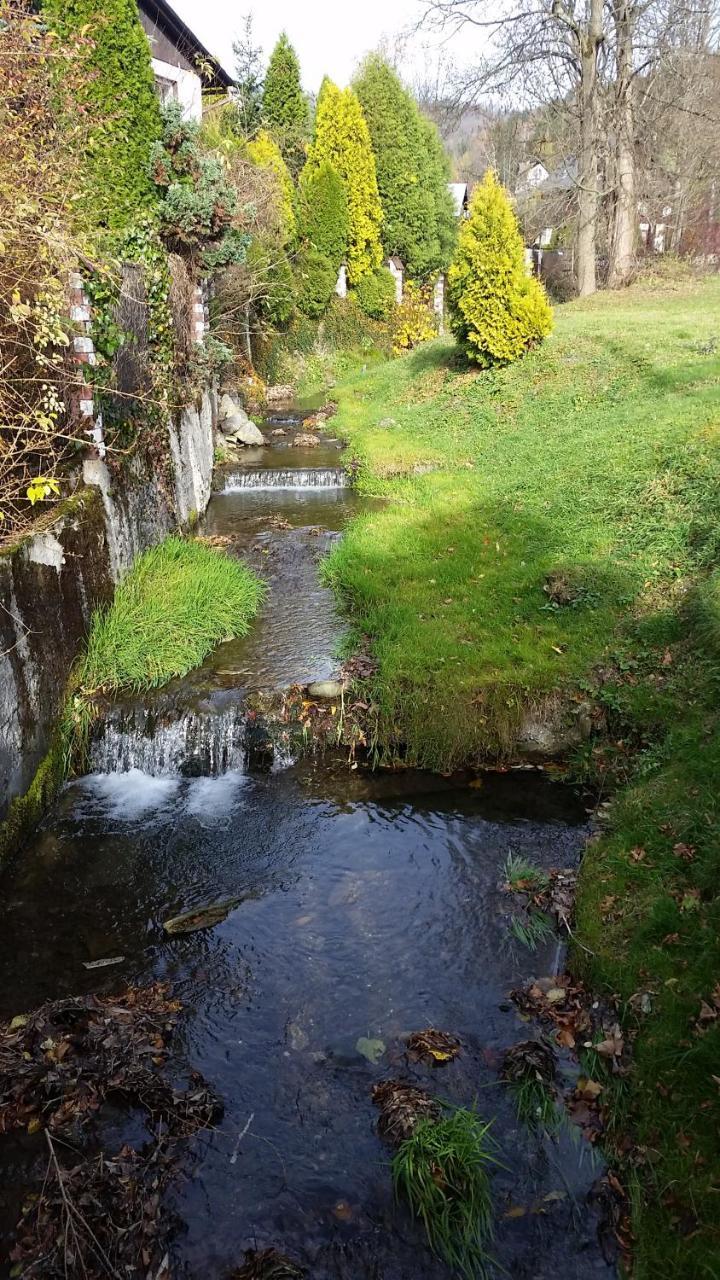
[448,182,469,218]
[137,0,233,122]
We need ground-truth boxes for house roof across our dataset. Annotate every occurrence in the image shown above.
[138,0,234,89]
[448,183,468,216]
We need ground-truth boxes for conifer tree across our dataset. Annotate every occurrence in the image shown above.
[305,82,383,284]
[247,130,296,243]
[353,56,456,278]
[297,162,349,269]
[261,33,308,135]
[41,0,162,229]
[419,115,458,272]
[448,171,553,367]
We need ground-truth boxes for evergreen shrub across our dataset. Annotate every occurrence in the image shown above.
[353,267,396,320]
[296,249,337,318]
[448,171,553,367]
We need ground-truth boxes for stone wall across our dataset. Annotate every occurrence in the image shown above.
[0,391,215,820]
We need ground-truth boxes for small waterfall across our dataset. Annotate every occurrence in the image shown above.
[220,467,348,492]
[89,704,290,777]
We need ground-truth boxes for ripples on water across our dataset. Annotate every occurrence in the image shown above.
[0,762,612,1279]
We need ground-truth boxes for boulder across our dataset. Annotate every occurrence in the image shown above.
[266,383,295,404]
[271,428,287,437]
[225,416,266,446]
[219,406,253,436]
[293,432,320,448]
[307,679,343,700]
[218,391,242,422]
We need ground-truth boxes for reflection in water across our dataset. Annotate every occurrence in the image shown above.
[0,762,611,1279]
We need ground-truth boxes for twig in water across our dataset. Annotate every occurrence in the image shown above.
[230,1111,255,1164]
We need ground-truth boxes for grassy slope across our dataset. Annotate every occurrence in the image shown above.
[81,536,264,694]
[325,278,720,766]
[327,276,720,1277]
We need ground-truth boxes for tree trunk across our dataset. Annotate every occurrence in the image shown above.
[576,0,604,297]
[608,0,636,286]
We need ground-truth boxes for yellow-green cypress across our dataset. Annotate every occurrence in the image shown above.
[305,82,383,284]
[448,171,553,367]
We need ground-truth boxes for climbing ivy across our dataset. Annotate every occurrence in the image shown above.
[41,0,162,230]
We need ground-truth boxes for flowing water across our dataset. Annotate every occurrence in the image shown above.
[0,411,613,1278]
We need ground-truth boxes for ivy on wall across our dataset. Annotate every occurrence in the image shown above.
[41,0,163,231]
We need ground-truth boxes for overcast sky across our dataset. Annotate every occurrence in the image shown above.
[169,0,467,92]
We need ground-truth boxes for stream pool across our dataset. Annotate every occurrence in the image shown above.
[0,762,612,1279]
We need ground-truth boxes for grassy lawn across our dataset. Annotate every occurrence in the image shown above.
[326,274,720,1276]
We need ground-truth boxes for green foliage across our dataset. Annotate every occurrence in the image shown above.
[419,115,458,271]
[151,103,239,258]
[392,1108,496,1279]
[508,911,555,950]
[504,853,550,892]
[243,239,295,328]
[41,0,162,230]
[391,282,437,354]
[297,161,349,270]
[262,33,308,134]
[353,55,455,278]
[296,248,337,318]
[254,296,392,385]
[305,81,383,285]
[353,267,396,320]
[81,537,264,694]
[232,13,264,136]
[448,171,553,367]
[246,129,297,242]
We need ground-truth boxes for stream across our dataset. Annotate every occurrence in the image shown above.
[0,409,613,1279]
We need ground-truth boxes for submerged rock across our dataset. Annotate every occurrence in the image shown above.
[307,679,343,700]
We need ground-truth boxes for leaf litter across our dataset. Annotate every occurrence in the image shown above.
[0,982,223,1278]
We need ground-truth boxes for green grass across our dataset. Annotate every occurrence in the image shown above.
[508,910,555,951]
[392,1107,497,1279]
[80,536,264,694]
[324,275,720,768]
[503,852,550,893]
[325,274,720,1276]
[507,1073,559,1132]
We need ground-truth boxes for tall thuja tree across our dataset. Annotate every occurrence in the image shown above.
[448,170,553,367]
[419,115,458,271]
[295,160,350,317]
[305,81,383,283]
[261,32,308,173]
[297,161,349,268]
[41,0,162,230]
[353,55,454,278]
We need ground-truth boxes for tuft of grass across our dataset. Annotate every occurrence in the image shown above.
[392,1107,497,1279]
[504,852,550,893]
[81,536,264,694]
[509,1074,559,1132]
[508,910,555,951]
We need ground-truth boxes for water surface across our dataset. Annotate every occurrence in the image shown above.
[0,763,611,1279]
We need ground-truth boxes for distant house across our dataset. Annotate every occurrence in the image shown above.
[448,182,469,218]
[516,161,550,194]
[386,256,404,304]
[138,0,233,121]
